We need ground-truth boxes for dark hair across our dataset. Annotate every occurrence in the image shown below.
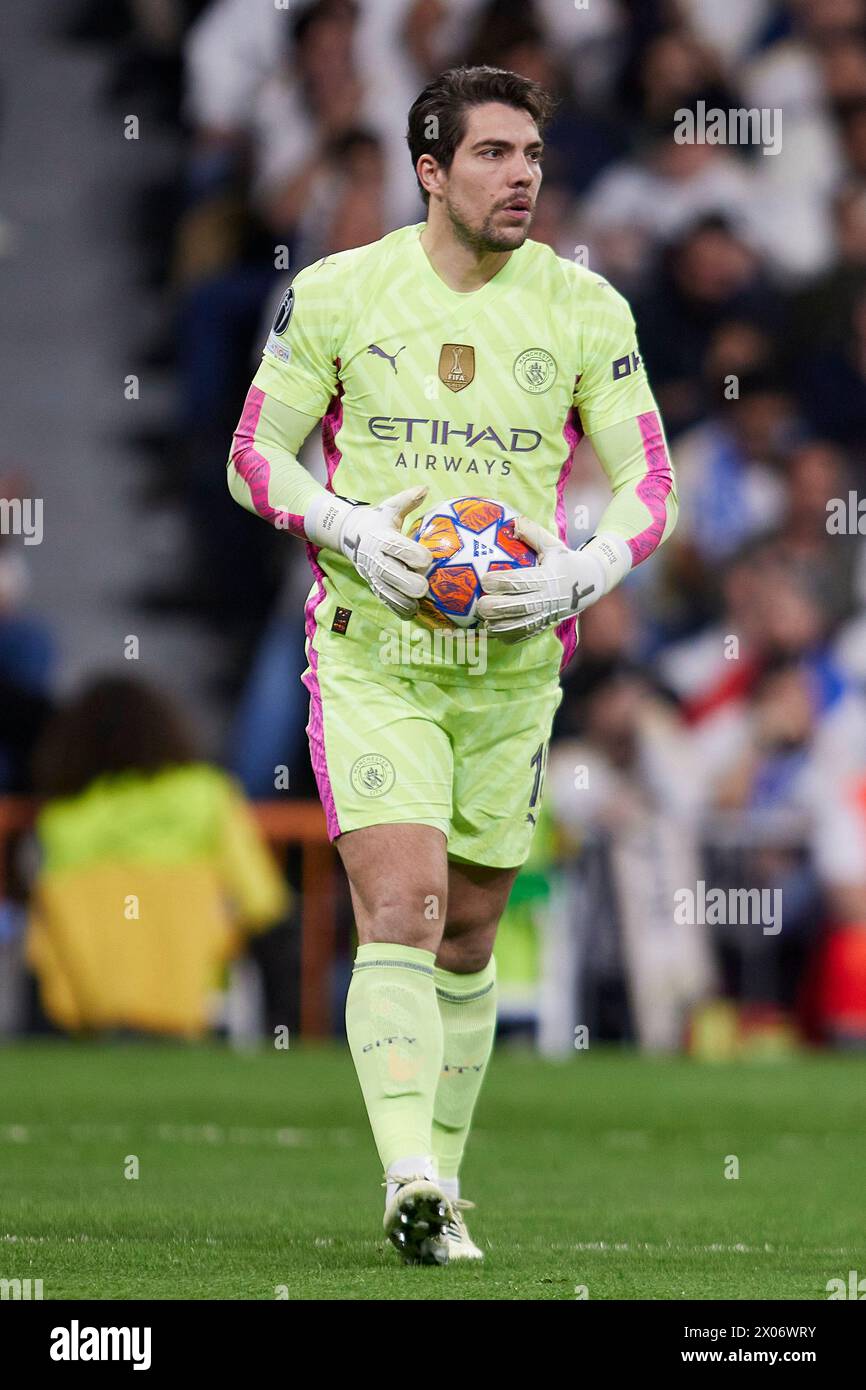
[406,65,557,205]
[32,675,199,800]
[834,94,866,130]
[329,127,382,164]
[292,0,357,48]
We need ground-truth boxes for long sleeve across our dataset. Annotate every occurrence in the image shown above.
[227,386,328,539]
[587,411,678,568]
[572,274,678,572]
[228,258,348,538]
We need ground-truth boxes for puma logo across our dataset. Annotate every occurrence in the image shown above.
[368,344,406,374]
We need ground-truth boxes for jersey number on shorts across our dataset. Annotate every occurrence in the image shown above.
[527,742,548,823]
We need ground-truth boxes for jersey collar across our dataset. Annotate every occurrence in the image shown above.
[410,221,522,324]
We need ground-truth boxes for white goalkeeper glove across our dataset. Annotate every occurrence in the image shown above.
[477,520,631,642]
[304,484,430,618]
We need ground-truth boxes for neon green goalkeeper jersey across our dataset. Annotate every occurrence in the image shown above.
[232,221,677,687]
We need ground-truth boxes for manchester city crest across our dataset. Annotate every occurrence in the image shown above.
[513,347,557,393]
[350,754,396,798]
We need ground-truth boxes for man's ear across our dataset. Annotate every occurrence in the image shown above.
[417,154,442,201]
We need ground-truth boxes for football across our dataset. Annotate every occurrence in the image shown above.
[408,496,537,628]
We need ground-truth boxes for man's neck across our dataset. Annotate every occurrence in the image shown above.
[419,218,513,293]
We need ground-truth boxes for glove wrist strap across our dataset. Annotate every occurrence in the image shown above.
[578,532,632,595]
[304,492,356,551]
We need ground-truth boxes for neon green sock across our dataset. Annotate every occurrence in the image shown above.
[345,942,443,1173]
[431,957,497,1181]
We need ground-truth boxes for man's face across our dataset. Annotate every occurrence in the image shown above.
[432,102,544,252]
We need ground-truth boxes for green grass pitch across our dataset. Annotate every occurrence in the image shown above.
[0,1041,863,1300]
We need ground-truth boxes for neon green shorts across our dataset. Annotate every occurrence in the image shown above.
[303,651,562,869]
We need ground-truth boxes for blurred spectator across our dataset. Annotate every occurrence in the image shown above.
[705,643,866,1015]
[616,23,736,128]
[655,550,767,725]
[705,659,826,1011]
[25,676,294,1038]
[833,604,866,688]
[636,214,783,436]
[183,0,426,227]
[287,128,387,271]
[712,658,833,815]
[580,128,762,295]
[571,588,638,668]
[641,369,803,638]
[784,179,866,371]
[796,282,866,446]
[756,440,866,624]
[681,554,855,782]
[226,559,316,801]
[738,0,852,278]
[65,0,207,124]
[836,93,866,179]
[680,0,775,68]
[548,663,715,1049]
[0,677,54,796]
[252,1,366,234]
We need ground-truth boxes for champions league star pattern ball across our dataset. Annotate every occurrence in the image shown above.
[408,497,537,628]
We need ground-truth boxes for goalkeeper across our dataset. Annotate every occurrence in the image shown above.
[227,65,677,1265]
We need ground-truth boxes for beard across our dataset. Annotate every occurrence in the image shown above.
[444,197,532,253]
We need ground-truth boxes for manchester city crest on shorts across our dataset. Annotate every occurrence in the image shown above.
[513,347,557,393]
[350,754,396,798]
[272,286,295,336]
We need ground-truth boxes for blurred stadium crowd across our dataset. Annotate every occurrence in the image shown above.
[3,0,866,1051]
